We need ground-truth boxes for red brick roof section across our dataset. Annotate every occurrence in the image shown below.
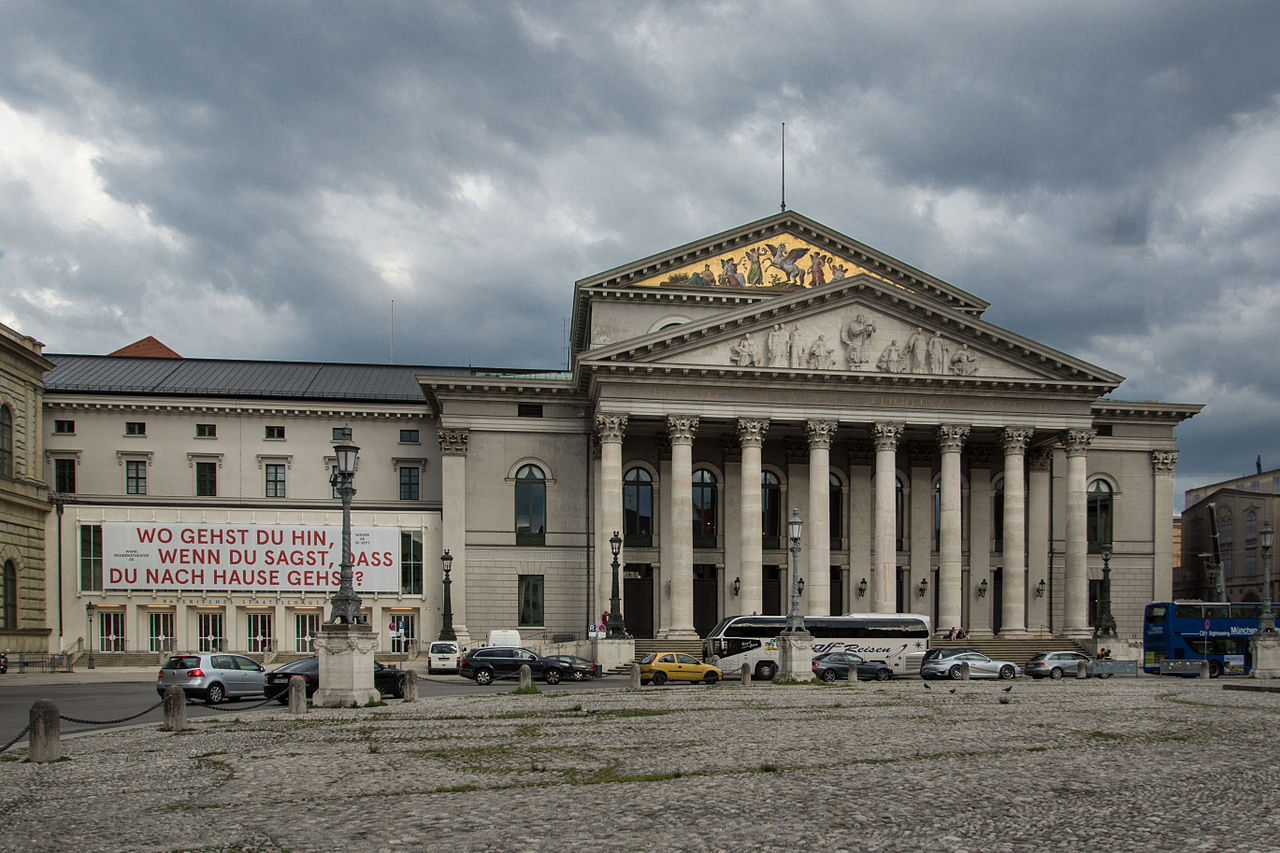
[109,336,182,358]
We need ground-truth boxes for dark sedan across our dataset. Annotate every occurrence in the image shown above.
[541,655,600,680]
[459,646,564,685]
[811,652,894,682]
[265,656,407,702]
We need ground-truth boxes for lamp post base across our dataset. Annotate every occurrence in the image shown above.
[1250,632,1280,679]
[313,623,381,707]
[777,631,814,681]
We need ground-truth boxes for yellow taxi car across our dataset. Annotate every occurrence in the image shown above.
[638,652,722,685]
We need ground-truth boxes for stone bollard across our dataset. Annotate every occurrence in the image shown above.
[288,675,307,715]
[401,671,418,701]
[630,662,641,689]
[846,661,858,682]
[1077,660,1088,679]
[1199,660,1211,678]
[959,661,971,680]
[740,663,752,686]
[29,699,61,763]
[162,685,187,731]
[518,664,532,690]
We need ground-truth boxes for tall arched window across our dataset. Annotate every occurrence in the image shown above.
[623,467,654,547]
[1087,479,1113,552]
[693,469,717,549]
[1,560,15,630]
[0,405,12,478]
[514,464,546,546]
[762,471,782,549]
[830,473,843,550]
[1221,515,1233,545]
[1247,511,1258,540]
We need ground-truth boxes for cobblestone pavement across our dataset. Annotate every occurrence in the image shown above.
[2,676,1279,852]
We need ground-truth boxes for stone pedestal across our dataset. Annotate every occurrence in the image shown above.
[777,632,814,681]
[313,623,380,708]
[1250,632,1280,678]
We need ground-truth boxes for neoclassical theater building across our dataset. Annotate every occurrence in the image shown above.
[42,212,1200,658]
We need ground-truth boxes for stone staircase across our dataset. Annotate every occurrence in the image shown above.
[932,637,1091,666]
[628,639,705,671]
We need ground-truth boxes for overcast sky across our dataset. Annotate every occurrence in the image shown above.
[3,2,1278,510]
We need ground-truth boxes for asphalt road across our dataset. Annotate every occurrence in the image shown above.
[0,673,628,745]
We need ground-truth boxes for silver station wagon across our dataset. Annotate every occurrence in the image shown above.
[156,653,267,704]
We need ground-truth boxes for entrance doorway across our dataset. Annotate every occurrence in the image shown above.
[830,567,843,616]
[624,563,654,639]
[992,567,1004,635]
[763,566,782,615]
[693,564,718,637]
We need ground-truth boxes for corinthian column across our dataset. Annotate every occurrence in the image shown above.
[937,424,970,635]
[665,415,699,639]
[873,422,904,614]
[438,429,472,646]
[596,413,627,626]
[807,420,837,617]
[1000,427,1033,636]
[738,418,770,615]
[1063,429,1094,637]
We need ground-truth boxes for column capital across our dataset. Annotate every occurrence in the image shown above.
[1063,429,1095,457]
[873,422,905,452]
[667,415,699,445]
[1152,449,1179,475]
[1002,427,1033,455]
[1029,445,1053,471]
[937,424,970,454]
[737,418,770,448]
[595,413,628,444]
[438,429,470,456]
[805,419,838,450]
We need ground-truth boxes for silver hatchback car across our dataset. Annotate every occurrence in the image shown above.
[920,651,1022,680]
[157,653,267,703]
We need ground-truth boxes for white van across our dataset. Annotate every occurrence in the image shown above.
[426,640,461,673]
[486,629,521,647]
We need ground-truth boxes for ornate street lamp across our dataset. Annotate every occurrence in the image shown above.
[607,531,627,639]
[783,509,807,634]
[326,437,365,625]
[85,601,96,670]
[1095,545,1118,638]
[1259,521,1275,633]
[438,549,457,641]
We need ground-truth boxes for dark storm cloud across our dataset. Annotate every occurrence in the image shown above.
[2,0,1279,505]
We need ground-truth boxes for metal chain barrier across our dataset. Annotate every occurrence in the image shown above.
[198,695,283,712]
[58,698,166,726]
[1,723,32,754]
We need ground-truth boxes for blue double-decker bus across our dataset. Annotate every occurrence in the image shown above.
[1143,601,1268,676]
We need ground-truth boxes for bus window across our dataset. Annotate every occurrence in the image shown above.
[1231,603,1261,619]
[1205,604,1230,618]
[1145,604,1166,621]
[1175,604,1203,619]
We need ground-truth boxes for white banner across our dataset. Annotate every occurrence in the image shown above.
[102,523,401,593]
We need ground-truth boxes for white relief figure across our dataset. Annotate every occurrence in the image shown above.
[841,314,876,369]
[766,323,786,367]
[950,343,979,375]
[806,334,835,369]
[731,333,758,366]
[788,325,804,369]
[877,339,902,373]
[927,332,948,374]
[902,327,925,373]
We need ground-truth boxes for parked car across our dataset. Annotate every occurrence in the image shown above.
[810,651,893,682]
[1025,651,1105,679]
[156,653,266,704]
[638,652,722,685]
[919,647,979,672]
[541,654,599,680]
[427,641,462,674]
[920,651,1022,680]
[263,656,407,702]
[458,646,565,685]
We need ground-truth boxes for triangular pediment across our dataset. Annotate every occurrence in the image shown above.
[580,274,1122,391]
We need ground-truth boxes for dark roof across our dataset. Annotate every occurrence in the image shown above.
[42,355,454,403]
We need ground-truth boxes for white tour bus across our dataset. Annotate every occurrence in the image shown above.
[703,613,932,680]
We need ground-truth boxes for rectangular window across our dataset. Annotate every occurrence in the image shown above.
[148,612,174,653]
[518,404,543,418]
[265,425,285,439]
[196,461,217,497]
[400,530,423,595]
[1247,549,1257,576]
[53,419,75,434]
[332,427,351,441]
[196,423,216,438]
[247,612,274,653]
[1222,551,1234,579]
[80,525,103,591]
[399,429,420,443]
[197,612,225,653]
[99,610,125,652]
[125,421,146,436]
[518,575,544,626]
[54,458,76,493]
[265,464,287,497]
[126,460,147,495]
[295,612,320,653]
[399,466,420,500]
